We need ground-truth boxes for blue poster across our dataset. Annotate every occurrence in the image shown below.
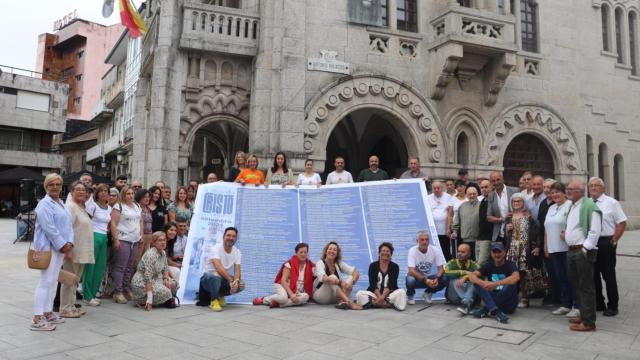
[177,179,442,304]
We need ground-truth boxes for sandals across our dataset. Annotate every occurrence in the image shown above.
[335,301,350,310]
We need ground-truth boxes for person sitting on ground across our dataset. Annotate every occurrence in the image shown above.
[313,241,362,310]
[466,242,520,323]
[199,227,244,312]
[406,231,448,305]
[253,243,314,308]
[355,242,407,311]
[445,243,479,315]
[235,154,265,185]
[131,231,178,311]
[297,159,322,186]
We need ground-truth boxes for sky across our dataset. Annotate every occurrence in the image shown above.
[0,1,122,71]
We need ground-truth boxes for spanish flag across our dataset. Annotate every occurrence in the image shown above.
[119,0,147,38]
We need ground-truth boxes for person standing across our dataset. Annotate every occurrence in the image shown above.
[477,180,494,265]
[487,171,519,244]
[406,231,447,305]
[565,179,601,331]
[82,184,112,307]
[589,177,627,317]
[31,173,74,331]
[297,159,322,186]
[520,171,534,200]
[427,181,454,260]
[451,186,480,260]
[167,186,193,223]
[115,175,127,192]
[235,154,265,185]
[111,186,144,304]
[538,178,561,307]
[136,189,153,263]
[148,186,167,232]
[207,173,219,183]
[227,151,247,182]
[265,151,294,187]
[326,156,354,185]
[544,182,578,317]
[400,157,428,180]
[356,155,388,182]
[61,181,95,318]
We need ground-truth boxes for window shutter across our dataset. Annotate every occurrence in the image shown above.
[347,0,384,27]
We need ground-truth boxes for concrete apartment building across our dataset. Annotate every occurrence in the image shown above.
[132,0,640,224]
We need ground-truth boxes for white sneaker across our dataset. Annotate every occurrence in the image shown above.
[552,306,571,315]
[84,298,101,307]
[423,292,432,304]
[407,296,415,305]
[566,308,580,318]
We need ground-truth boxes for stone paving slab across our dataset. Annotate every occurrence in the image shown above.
[1,219,640,359]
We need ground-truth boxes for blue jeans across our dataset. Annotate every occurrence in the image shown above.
[550,252,576,308]
[200,273,231,299]
[474,283,518,314]
[406,275,448,297]
[446,280,475,306]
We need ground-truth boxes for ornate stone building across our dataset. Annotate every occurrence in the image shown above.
[133,0,640,225]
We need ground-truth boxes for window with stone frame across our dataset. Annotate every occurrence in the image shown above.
[629,11,638,75]
[203,0,240,8]
[602,4,611,51]
[520,0,538,53]
[615,7,624,64]
[381,0,388,26]
[397,0,417,32]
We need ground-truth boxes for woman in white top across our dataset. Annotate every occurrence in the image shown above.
[544,182,577,317]
[297,159,322,187]
[110,185,143,304]
[82,183,112,307]
[313,241,362,310]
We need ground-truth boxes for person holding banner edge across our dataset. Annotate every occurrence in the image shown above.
[199,227,245,312]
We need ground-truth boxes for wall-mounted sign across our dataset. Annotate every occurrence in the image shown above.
[53,10,79,31]
[308,50,351,75]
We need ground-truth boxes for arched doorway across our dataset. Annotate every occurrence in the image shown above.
[503,133,555,186]
[324,109,409,179]
[188,119,248,182]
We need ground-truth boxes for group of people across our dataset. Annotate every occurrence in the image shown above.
[29,153,626,335]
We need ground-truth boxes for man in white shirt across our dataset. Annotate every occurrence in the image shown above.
[520,171,534,200]
[427,181,454,260]
[325,156,354,185]
[173,220,189,261]
[589,177,627,317]
[564,179,601,332]
[199,227,244,312]
[406,231,447,305]
[486,171,519,243]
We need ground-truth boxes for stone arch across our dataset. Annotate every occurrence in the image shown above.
[485,103,583,175]
[304,74,445,166]
[443,107,486,165]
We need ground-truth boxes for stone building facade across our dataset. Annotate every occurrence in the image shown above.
[133,0,640,225]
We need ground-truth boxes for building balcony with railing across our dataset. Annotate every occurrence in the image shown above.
[180,0,260,57]
[0,141,63,169]
[105,76,125,108]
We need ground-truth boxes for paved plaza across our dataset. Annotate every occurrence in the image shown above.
[1,218,639,360]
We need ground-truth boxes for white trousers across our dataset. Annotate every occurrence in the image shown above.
[168,266,181,283]
[264,284,309,307]
[312,275,352,305]
[33,250,64,315]
[355,288,407,311]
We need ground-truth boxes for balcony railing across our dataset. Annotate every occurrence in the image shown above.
[86,143,102,162]
[0,142,58,153]
[104,134,120,155]
[180,1,260,57]
[106,77,125,108]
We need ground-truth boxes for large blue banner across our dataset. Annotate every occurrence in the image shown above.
[177,179,442,304]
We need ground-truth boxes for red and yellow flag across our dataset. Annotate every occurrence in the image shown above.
[118,0,147,38]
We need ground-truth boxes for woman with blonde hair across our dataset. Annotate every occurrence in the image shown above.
[313,241,362,310]
[235,154,265,185]
[227,151,247,182]
[131,231,178,311]
[82,183,112,307]
[167,186,193,223]
[31,173,74,331]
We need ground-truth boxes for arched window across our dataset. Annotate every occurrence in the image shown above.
[456,132,469,165]
[630,12,638,75]
[586,134,594,178]
[613,154,624,200]
[602,4,611,51]
[598,142,609,189]
[615,7,624,63]
[520,0,538,52]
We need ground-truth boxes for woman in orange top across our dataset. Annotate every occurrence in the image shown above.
[235,154,265,185]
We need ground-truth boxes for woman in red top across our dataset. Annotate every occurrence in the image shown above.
[253,243,314,308]
[235,154,265,185]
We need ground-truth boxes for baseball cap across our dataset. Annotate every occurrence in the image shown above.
[491,242,505,251]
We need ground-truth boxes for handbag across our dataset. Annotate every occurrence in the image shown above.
[28,246,52,270]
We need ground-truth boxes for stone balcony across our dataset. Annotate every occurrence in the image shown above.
[180,1,260,57]
[105,77,124,109]
[428,5,518,106]
[0,146,63,169]
[86,134,122,163]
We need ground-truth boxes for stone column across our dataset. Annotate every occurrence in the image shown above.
[621,10,631,65]
[388,0,397,30]
[250,0,308,171]
[503,0,511,15]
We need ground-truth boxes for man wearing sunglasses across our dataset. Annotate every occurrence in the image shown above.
[466,242,520,323]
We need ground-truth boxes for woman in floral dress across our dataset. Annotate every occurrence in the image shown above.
[131,231,178,310]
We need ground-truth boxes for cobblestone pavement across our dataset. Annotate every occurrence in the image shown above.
[1,219,639,359]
